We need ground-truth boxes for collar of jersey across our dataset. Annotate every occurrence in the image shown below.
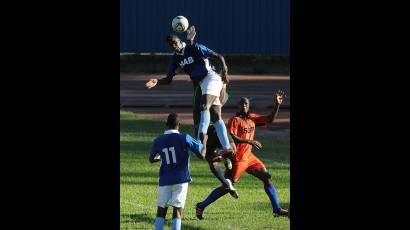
[164,129,180,134]
[236,112,249,118]
[175,42,186,56]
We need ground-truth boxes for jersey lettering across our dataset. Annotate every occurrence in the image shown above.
[162,147,177,165]
[179,56,194,67]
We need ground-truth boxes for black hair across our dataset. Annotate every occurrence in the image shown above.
[166,34,180,42]
[166,113,180,129]
[239,97,250,104]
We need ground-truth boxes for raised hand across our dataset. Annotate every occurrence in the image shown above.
[186,26,196,41]
[249,140,262,150]
[275,89,286,105]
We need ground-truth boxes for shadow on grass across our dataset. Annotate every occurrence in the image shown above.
[120,140,152,153]
[249,201,290,212]
[121,213,209,230]
[121,213,154,224]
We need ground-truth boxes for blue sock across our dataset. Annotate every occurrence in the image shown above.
[171,218,181,230]
[198,187,228,209]
[154,217,165,230]
[198,110,211,138]
[264,184,281,212]
[214,119,231,149]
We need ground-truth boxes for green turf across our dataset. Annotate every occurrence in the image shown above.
[120,111,290,230]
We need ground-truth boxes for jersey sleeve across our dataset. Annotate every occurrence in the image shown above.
[166,55,179,79]
[148,138,161,162]
[194,43,214,58]
[227,117,239,135]
[248,113,270,128]
[184,134,203,158]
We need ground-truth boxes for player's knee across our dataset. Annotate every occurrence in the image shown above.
[200,103,210,111]
[210,111,222,122]
[210,113,220,123]
[263,172,273,185]
[173,208,183,219]
[157,207,167,218]
[211,161,219,168]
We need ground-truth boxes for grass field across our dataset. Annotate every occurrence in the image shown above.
[120,111,290,230]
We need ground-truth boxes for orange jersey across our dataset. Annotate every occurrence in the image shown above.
[227,113,270,161]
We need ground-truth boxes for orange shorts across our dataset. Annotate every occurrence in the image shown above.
[226,153,266,183]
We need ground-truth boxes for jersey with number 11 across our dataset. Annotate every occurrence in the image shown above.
[149,130,203,186]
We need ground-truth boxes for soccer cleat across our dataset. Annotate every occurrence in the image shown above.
[195,203,205,220]
[225,179,239,199]
[224,157,232,170]
[273,208,289,217]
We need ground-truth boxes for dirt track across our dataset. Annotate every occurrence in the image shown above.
[120,73,290,140]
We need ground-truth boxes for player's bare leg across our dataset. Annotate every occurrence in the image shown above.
[172,207,183,230]
[248,168,288,217]
[154,206,168,230]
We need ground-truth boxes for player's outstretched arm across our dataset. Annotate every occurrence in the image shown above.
[146,56,179,89]
[267,89,285,123]
[230,133,262,150]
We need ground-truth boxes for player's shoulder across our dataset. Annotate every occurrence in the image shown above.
[180,132,195,141]
[228,115,242,123]
[248,113,261,118]
[152,135,164,145]
[156,132,170,139]
[157,132,186,144]
[191,41,201,46]
[169,131,187,140]
[192,42,208,49]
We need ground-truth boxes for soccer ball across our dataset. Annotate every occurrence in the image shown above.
[172,16,189,32]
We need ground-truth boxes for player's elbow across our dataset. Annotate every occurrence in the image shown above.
[211,52,224,60]
[216,53,225,61]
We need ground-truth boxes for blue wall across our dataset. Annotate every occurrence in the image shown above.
[120,0,289,55]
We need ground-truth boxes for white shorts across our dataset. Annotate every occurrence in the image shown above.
[200,72,223,106]
[156,182,188,208]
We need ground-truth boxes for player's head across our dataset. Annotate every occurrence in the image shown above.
[166,34,183,53]
[238,97,250,114]
[166,113,181,130]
